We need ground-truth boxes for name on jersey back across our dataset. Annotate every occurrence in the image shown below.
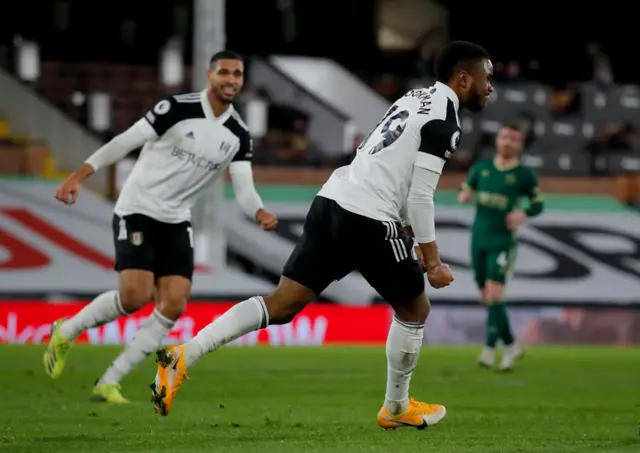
[404,88,437,115]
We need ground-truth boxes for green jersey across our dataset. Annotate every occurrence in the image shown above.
[464,158,544,248]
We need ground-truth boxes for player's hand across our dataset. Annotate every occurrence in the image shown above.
[55,176,82,205]
[506,210,526,231]
[427,263,454,289]
[256,209,278,231]
[457,188,472,204]
[414,245,427,272]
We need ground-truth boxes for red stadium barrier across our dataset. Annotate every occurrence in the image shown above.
[0,301,392,345]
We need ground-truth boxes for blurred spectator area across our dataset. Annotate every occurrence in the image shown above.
[36,59,353,168]
[16,59,640,178]
[0,117,49,177]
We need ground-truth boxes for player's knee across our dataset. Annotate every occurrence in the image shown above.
[155,276,191,321]
[157,299,187,321]
[118,270,155,312]
[485,281,504,301]
[119,285,153,313]
[264,277,315,325]
[393,292,430,324]
[265,295,309,325]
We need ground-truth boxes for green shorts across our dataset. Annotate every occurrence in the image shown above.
[471,244,517,288]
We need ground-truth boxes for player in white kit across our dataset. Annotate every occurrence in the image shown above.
[43,51,278,403]
[150,42,494,427]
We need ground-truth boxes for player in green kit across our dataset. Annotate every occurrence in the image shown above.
[458,124,544,371]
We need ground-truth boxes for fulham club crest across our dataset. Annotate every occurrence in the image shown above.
[450,130,461,152]
[131,232,143,246]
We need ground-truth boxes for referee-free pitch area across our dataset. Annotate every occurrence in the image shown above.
[0,345,638,453]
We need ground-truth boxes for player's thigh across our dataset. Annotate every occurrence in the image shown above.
[485,246,516,288]
[282,197,354,297]
[471,242,487,290]
[357,220,426,317]
[113,214,157,309]
[153,221,195,282]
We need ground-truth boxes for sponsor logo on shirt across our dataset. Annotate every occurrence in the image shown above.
[171,147,222,172]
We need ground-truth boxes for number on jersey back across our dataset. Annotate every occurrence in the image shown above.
[357,105,410,155]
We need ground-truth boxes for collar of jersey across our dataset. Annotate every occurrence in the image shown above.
[434,82,460,111]
[200,89,234,122]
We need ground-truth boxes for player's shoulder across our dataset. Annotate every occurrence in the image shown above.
[146,91,206,124]
[517,164,538,181]
[399,84,458,122]
[472,158,493,171]
[222,107,251,140]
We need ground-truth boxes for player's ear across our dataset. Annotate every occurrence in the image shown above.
[459,70,470,89]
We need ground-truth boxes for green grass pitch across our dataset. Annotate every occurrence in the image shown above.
[0,345,638,452]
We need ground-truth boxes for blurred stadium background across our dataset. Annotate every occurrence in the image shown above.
[0,0,639,348]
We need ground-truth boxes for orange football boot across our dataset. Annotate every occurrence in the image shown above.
[150,345,188,416]
[377,398,446,429]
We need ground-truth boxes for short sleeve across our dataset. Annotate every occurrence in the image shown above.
[224,113,254,162]
[465,163,480,189]
[143,98,180,137]
[142,96,205,137]
[522,168,541,200]
[415,98,461,174]
[231,130,253,162]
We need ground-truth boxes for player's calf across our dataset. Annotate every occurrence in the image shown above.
[263,277,316,325]
[379,293,446,430]
[44,286,141,379]
[150,278,316,415]
[96,276,187,390]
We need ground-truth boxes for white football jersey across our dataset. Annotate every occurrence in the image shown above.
[115,90,252,223]
[318,82,461,222]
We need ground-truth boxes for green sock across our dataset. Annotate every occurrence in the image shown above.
[485,303,500,348]
[495,302,515,346]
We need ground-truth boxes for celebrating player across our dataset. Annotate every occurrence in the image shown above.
[458,124,544,371]
[43,50,278,402]
[149,41,494,428]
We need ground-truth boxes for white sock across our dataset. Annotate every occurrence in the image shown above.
[59,290,126,340]
[383,315,425,415]
[184,296,268,367]
[97,309,175,386]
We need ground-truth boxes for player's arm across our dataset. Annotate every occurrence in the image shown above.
[406,166,439,266]
[506,170,544,231]
[523,171,544,217]
[406,166,453,288]
[54,117,159,205]
[77,97,180,180]
[84,119,158,173]
[408,112,457,288]
[458,164,479,204]
[228,132,278,231]
[55,97,181,204]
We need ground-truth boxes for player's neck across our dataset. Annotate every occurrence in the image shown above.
[206,90,232,117]
[493,156,519,171]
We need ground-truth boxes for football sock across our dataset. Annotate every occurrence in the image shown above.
[495,302,515,346]
[98,309,175,386]
[485,302,500,348]
[59,290,127,340]
[383,315,424,415]
[184,296,268,367]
